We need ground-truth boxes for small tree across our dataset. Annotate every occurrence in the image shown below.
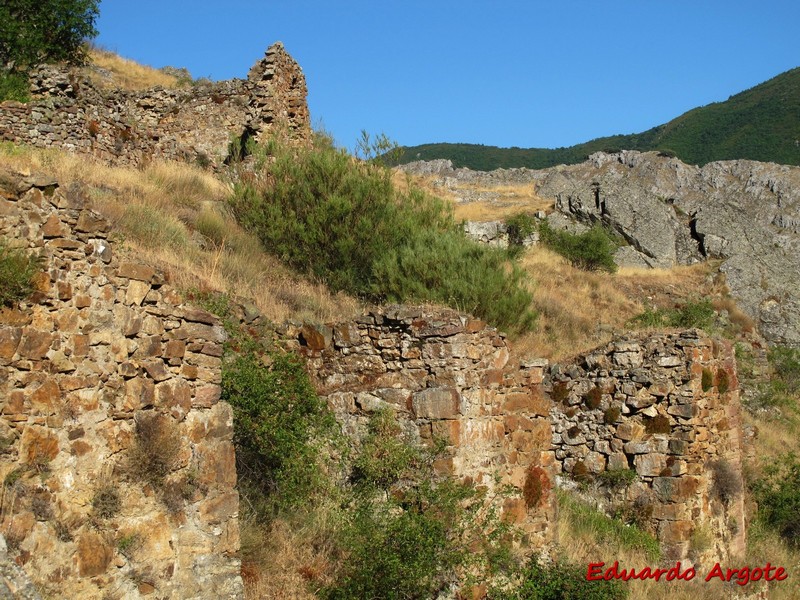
[0,0,99,71]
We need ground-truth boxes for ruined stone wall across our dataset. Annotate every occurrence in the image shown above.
[283,306,557,546]
[549,331,746,563]
[0,42,310,168]
[0,171,242,598]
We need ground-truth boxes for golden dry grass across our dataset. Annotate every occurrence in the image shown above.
[510,245,717,361]
[87,48,183,90]
[392,171,554,222]
[0,145,360,324]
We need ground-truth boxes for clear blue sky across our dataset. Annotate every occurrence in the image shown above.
[96,1,800,151]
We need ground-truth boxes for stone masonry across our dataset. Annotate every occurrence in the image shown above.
[548,330,745,564]
[0,169,243,598]
[0,42,310,168]
[285,306,557,548]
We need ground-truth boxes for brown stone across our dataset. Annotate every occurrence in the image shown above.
[164,339,186,359]
[0,326,21,359]
[20,426,59,463]
[77,531,114,577]
[659,520,693,544]
[118,262,155,282]
[126,280,151,306]
[501,497,527,524]
[199,491,239,525]
[412,387,460,419]
[615,421,645,441]
[124,377,155,411]
[180,364,198,380]
[181,307,217,325]
[300,323,332,351]
[70,440,92,456]
[197,441,237,487]
[432,420,461,445]
[29,378,60,414]
[17,328,53,360]
[170,322,225,343]
[195,384,221,407]
[41,214,67,238]
[142,359,170,382]
[75,210,106,234]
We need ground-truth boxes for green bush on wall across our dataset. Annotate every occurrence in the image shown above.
[0,242,41,306]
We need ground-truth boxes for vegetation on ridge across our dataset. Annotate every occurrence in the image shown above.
[230,136,537,335]
[395,66,800,169]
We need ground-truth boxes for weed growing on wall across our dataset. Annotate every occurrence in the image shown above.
[0,241,41,306]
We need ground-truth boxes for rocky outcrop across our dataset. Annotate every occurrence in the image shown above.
[0,42,310,168]
[402,153,800,347]
[533,151,800,346]
[463,220,539,248]
[0,171,242,598]
[283,306,557,547]
[549,331,745,563]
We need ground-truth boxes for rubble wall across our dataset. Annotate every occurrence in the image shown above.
[0,171,243,598]
[0,42,309,168]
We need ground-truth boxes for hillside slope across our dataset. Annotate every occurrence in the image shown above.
[397,66,800,169]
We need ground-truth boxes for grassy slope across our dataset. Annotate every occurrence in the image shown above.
[397,66,800,169]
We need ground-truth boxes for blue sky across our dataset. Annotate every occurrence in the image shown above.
[96,1,800,151]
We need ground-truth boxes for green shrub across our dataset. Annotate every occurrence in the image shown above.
[351,408,419,490]
[597,468,637,489]
[538,221,617,272]
[128,412,181,488]
[505,212,538,251]
[667,299,715,329]
[0,71,29,102]
[701,368,714,392]
[583,386,603,410]
[222,336,336,516]
[495,554,628,600]
[603,406,621,424]
[768,346,800,394]
[710,459,741,506]
[0,242,41,306]
[559,491,660,560]
[751,454,800,547]
[229,139,536,335]
[92,485,121,519]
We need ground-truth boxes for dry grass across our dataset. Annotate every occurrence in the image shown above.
[392,171,554,221]
[0,144,360,324]
[86,48,183,90]
[510,246,717,361]
[241,514,339,600]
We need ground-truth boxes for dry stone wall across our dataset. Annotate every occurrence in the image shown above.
[548,330,746,563]
[284,306,558,547]
[0,170,243,598]
[0,42,310,168]
[288,308,747,568]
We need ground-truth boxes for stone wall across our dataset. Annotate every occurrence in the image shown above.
[548,330,746,563]
[283,306,557,547]
[0,42,310,168]
[0,170,242,598]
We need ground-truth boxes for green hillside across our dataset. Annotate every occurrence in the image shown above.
[397,67,800,170]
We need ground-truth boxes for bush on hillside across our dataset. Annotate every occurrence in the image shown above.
[230,139,536,335]
[538,221,618,272]
[751,453,800,548]
[494,554,628,600]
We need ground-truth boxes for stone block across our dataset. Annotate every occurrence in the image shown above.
[77,531,114,577]
[118,262,156,282]
[607,452,629,471]
[124,377,155,411]
[412,387,460,419]
[0,326,22,359]
[126,279,151,306]
[635,453,668,476]
[615,421,645,441]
